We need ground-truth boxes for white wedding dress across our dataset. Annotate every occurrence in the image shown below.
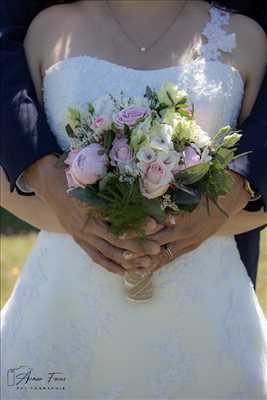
[1,7,267,399]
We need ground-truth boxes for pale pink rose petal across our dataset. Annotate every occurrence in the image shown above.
[140,179,169,199]
[65,149,80,166]
[65,168,81,189]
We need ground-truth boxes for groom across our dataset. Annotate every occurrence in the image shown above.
[1,0,267,286]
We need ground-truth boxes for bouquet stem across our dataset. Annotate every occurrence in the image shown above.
[123,270,154,302]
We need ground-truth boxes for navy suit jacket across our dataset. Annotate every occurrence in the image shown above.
[0,0,266,288]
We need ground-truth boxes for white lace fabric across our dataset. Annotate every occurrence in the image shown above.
[1,6,267,399]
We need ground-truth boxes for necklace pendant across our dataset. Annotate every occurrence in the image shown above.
[140,47,146,53]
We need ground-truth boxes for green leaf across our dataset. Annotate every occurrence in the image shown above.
[175,97,187,106]
[231,150,252,160]
[178,109,193,119]
[55,152,69,168]
[142,198,165,224]
[145,85,153,100]
[197,166,234,200]
[103,130,115,151]
[65,124,76,138]
[166,91,175,106]
[172,186,201,206]
[67,107,81,130]
[212,125,232,145]
[88,102,95,115]
[214,146,236,168]
[175,162,210,185]
[69,187,107,208]
[123,124,131,140]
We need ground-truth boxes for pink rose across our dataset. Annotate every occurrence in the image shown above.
[173,146,201,174]
[113,106,151,130]
[65,144,108,188]
[139,160,173,199]
[90,115,111,133]
[109,136,133,165]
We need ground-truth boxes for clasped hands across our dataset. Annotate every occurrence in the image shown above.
[27,156,250,276]
[87,170,250,276]
[93,198,228,277]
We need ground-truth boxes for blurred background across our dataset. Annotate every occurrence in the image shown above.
[1,207,266,317]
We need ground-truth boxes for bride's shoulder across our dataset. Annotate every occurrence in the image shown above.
[231,13,266,42]
[230,13,266,57]
[25,3,81,41]
[24,2,88,71]
[229,13,267,79]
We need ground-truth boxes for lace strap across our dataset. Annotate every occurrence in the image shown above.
[200,6,237,61]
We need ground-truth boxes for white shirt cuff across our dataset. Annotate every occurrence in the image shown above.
[16,173,35,194]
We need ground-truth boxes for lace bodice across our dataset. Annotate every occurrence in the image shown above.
[43,6,244,151]
[2,6,267,400]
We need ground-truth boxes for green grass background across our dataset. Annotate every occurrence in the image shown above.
[1,208,266,317]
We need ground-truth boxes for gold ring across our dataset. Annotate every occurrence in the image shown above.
[164,244,173,261]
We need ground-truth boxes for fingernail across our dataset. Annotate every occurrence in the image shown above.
[149,220,156,229]
[136,269,148,277]
[169,215,176,225]
[123,251,134,260]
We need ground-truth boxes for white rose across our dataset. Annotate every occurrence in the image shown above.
[158,81,187,106]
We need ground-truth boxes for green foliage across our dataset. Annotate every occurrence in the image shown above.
[88,102,95,115]
[65,124,76,138]
[123,124,131,141]
[166,91,175,106]
[69,186,107,208]
[197,164,233,201]
[175,162,210,185]
[70,176,165,236]
[144,85,160,110]
[55,152,69,168]
[67,107,81,130]
[212,125,232,147]
[171,185,201,206]
[103,129,116,152]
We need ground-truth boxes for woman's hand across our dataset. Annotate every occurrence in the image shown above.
[2,158,163,277]
[121,172,252,273]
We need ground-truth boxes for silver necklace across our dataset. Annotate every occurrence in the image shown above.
[106,0,187,53]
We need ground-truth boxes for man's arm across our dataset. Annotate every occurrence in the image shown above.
[230,72,267,211]
[0,0,62,192]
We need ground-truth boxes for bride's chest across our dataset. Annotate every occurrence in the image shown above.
[43,56,244,151]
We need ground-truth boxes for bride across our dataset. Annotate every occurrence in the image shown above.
[1,0,267,398]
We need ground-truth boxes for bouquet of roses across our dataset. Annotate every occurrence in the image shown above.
[61,80,242,302]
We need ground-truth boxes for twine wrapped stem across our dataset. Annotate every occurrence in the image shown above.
[123,270,153,302]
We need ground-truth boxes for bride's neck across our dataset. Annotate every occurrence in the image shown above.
[103,0,187,18]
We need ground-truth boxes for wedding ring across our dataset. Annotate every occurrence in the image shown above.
[164,244,173,261]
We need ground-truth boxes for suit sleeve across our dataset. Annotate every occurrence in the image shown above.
[230,72,267,211]
[0,0,63,193]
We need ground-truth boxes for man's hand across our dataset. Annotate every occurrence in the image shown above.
[123,172,251,273]
[24,155,161,276]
